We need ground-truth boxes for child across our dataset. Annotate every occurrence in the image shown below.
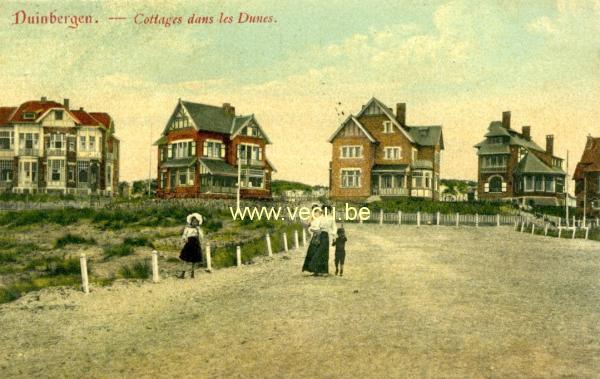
[332,227,347,276]
[178,213,204,279]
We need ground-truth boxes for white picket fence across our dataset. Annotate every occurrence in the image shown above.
[336,210,526,227]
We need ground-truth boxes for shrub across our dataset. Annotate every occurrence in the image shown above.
[123,236,154,248]
[45,257,82,276]
[118,260,150,279]
[103,244,134,259]
[55,234,97,248]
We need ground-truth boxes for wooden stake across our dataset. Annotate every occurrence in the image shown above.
[205,243,212,272]
[294,230,299,250]
[283,232,288,252]
[572,227,576,239]
[151,250,159,283]
[302,228,307,246]
[236,246,242,267]
[398,211,402,225]
[436,212,440,226]
[80,253,89,294]
[456,213,460,227]
[379,209,384,225]
[266,233,273,256]
[475,213,479,228]
[496,214,500,227]
[417,211,421,227]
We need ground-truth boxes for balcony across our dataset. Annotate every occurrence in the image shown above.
[78,150,102,159]
[239,158,263,167]
[372,187,409,196]
[46,148,66,157]
[18,148,39,156]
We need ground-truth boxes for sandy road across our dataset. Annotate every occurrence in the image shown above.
[1,224,599,378]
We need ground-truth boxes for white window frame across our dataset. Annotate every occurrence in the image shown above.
[0,160,12,182]
[384,147,401,160]
[0,131,14,150]
[382,121,393,134]
[524,175,534,192]
[47,159,66,183]
[340,145,363,159]
[203,139,225,159]
[340,168,361,188]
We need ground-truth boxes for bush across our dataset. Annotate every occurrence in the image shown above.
[55,234,97,248]
[0,275,81,304]
[103,244,134,259]
[118,260,150,279]
[0,252,18,264]
[45,257,82,276]
[123,236,153,248]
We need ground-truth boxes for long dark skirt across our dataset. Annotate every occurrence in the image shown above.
[180,237,203,263]
[302,232,329,274]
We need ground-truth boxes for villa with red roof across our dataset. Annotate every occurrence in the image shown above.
[574,136,600,217]
[0,97,119,195]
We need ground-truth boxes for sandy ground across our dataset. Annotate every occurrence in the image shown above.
[0,225,599,378]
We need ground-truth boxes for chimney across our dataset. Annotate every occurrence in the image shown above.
[546,135,554,155]
[63,98,70,110]
[502,111,511,129]
[586,134,593,149]
[41,96,47,103]
[396,103,406,126]
[521,126,531,141]
[222,103,235,115]
[79,107,84,111]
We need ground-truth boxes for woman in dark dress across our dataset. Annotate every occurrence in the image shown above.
[302,205,323,274]
[178,213,204,279]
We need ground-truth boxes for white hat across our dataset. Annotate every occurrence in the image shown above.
[187,213,203,225]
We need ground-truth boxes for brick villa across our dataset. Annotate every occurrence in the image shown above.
[154,99,275,198]
[574,135,600,217]
[328,98,444,201]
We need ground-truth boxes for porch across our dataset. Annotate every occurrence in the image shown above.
[371,165,409,197]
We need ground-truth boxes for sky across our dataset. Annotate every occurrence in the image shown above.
[0,0,598,185]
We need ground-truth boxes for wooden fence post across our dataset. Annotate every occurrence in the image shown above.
[531,224,535,235]
[266,233,273,257]
[520,221,525,233]
[379,209,384,225]
[475,213,479,228]
[572,227,576,239]
[302,228,307,247]
[398,211,402,225]
[558,227,562,238]
[151,250,159,283]
[436,212,440,226]
[544,224,548,236]
[558,217,562,228]
[236,246,242,267]
[456,213,460,227]
[417,212,421,227]
[205,243,212,272]
[496,214,500,227]
[585,227,589,240]
[282,232,288,252]
[80,253,89,294]
[294,230,299,250]
[514,219,518,230]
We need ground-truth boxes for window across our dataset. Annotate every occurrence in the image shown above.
[482,155,507,168]
[170,170,176,189]
[341,169,361,188]
[489,177,503,193]
[524,176,533,192]
[0,160,12,182]
[55,110,63,120]
[23,112,36,120]
[395,175,405,188]
[50,134,65,149]
[412,149,418,161]
[413,171,423,188]
[171,111,190,129]
[80,136,87,150]
[106,165,112,185]
[20,161,37,182]
[237,144,260,162]
[384,147,401,160]
[593,200,600,209]
[77,161,89,183]
[382,121,393,133]
[68,165,75,182]
[381,175,393,188]
[68,137,76,151]
[203,140,224,159]
[535,175,544,192]
[48,160,65,182]
[178,169,188,186]
[170,141,195,159]
[0,131,14,150]
[19,133,39,150]
[175,167,195,186]
[341,146,363,159]
[89,136,96,151]
[160,172,167,189]
[545,176,555,192]
[555,177,564,193]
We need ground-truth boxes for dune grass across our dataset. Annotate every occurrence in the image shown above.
[118,260,151,279]
[55,233,97,248]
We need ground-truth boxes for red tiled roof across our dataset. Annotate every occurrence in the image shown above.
[89,112,112,129]
[10,100,64,122]
[70,109,100,126]
[0,107,17,126]
[574,137,600,178]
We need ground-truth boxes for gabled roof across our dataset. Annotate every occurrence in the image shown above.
[407,126,444,149]
[574,136,600,178]
[9,100,64,123]
[515,152,564,175]
[475,121,544,152]
[230,114,272,144]
[71,110,100,126]
[89,112,112,129]
[356,97,415,143]
[327,115,376,143]
[181,100,234,134]
[0,107,17,126]
[476,144,511,155]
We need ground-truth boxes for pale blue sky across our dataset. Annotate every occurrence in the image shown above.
[1,0,598,184]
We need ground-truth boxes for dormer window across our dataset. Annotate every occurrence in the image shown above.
[244,126,259,137]
[383,121,393,134]
[23,112,36,120]
[55,110,64,120]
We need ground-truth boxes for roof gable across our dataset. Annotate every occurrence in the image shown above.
[356,97,415,143]
[10,100,64,123]
[516,151,563,175]
[230,115,272,144]
[407,126,444,149]
[328,115,376,143]
[182,100,234,134]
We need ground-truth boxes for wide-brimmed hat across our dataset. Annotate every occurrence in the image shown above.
[186,213,203,225]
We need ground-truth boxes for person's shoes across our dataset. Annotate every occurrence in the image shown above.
[177,271,185,279]
[340,267,343,276]
[190,270,195,279]
[335,269,338,275]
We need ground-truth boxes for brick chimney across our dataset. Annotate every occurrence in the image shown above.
[222,103,235,115]
[396,103,406,126]
[586,134,593,149]
[63,98,70,110]
[521,126,531,141]
[546,135,554,156]
[502,111,511,129]
[41,96,47,103]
